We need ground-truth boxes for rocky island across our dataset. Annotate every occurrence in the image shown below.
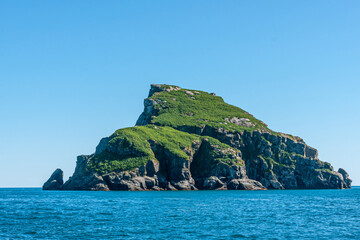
[43,84,352,191]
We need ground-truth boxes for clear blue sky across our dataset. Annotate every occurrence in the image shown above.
[1,1,359,187]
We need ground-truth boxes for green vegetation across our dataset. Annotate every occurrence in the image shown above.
[265,156,295,169]
[261,136,271,145]
[87,125,243,173]
[213,157,244,166]
[110,125,199,159]
[315,168,333,173]
[279,150,291,159]
[88,151,153,173]
[206,137,244,166]
[148,86,270,132]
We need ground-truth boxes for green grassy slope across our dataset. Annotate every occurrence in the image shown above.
[148,85,270,132]
[87,125,243,173]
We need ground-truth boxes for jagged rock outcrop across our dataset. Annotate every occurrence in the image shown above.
[42,169,64,190]
[44,84,352,191]
[61,155,109,190]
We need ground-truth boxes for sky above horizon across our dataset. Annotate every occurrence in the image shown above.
[1,1,359,187]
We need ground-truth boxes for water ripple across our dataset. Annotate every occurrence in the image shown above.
[0,188,359,239]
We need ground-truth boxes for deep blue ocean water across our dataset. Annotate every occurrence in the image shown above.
[0,188,359,239]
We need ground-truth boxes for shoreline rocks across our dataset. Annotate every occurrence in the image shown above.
[42,169,63,190]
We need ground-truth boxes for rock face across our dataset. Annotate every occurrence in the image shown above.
[42,169,64,190]
[44,84,352,191]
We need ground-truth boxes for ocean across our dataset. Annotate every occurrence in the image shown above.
[0,187,359,239]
